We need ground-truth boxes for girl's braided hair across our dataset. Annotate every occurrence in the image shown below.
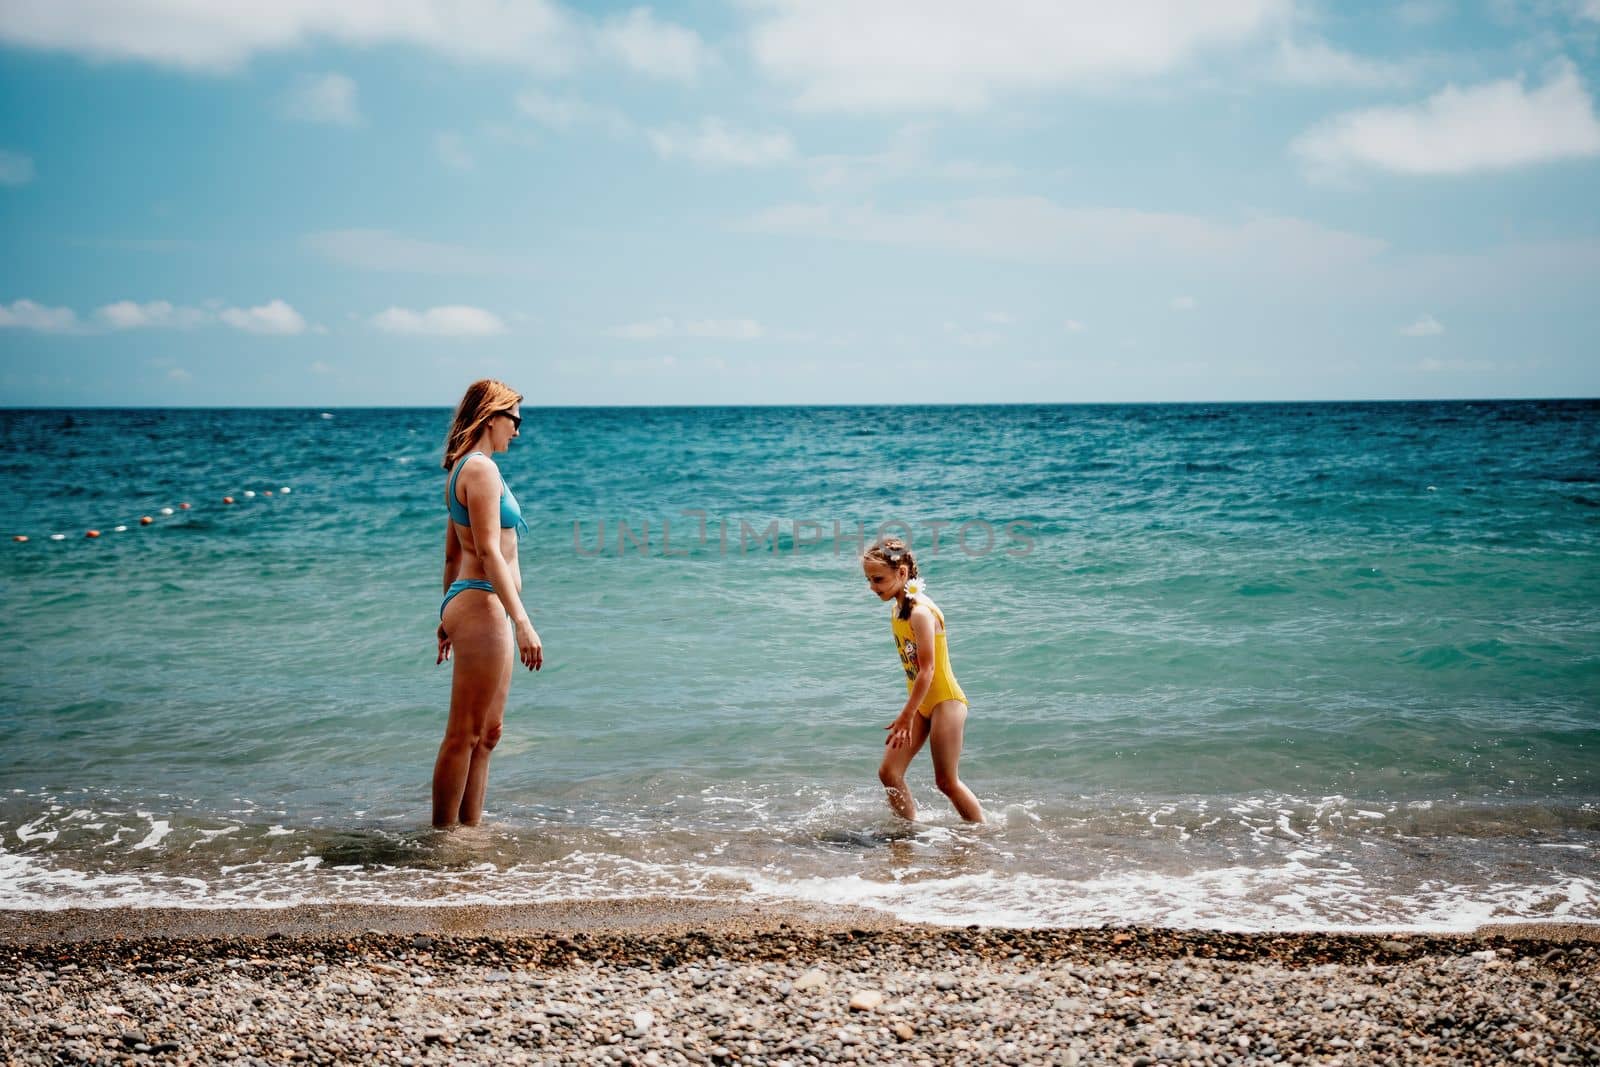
[863,535,919,620]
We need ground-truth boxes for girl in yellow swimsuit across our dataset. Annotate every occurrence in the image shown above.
[861,536,984,823]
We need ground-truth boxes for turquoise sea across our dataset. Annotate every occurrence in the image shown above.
[1,401,1596,930]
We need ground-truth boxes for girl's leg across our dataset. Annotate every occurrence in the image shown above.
[457,628,513,825]
[877,713,931,820]
[927,700,984,823]
[432,594,512,828]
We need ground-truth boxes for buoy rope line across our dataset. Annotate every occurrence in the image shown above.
[11,487,294,543]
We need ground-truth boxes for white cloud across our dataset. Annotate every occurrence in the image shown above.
[6,296,309,334]
[0,299,76,331]
[219,299,307,335]
[648,118,795,168]
[982,311,1014,325]
[515,89,633,134]
[279,72,361,125]
[1583,0,1600,21]
[748,0,1288,113]
[1292,60,1600,178]
[95,299,208,329]
[1401,313,1444,336]
[594,7,710,82]
[1064,319,1085,332]
[513,91,581,128]
[609,317,674,340]
[808,124,1020,191]
[435,132,474,172]
[302,229,529,275]
[1270,38,1413,89]
[943,320,1005,348]
[609,316,765,341]
[1171,295,1199,311]
[1420,357,1493,372]
[1395,0,1450,26]
[0,2,708,80]
[0,149,35,186]
[0,1,583,74]
[371,305,506,337]
[746,197,1387,272]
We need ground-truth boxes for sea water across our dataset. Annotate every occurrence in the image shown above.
[1,401,1596,930]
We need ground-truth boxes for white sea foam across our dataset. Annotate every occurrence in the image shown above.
[129,815,172,851]
[15,818,57,844]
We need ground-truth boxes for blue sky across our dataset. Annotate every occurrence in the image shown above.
[1,1,1597,406]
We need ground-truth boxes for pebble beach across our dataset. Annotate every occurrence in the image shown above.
[3,904,1596,1066]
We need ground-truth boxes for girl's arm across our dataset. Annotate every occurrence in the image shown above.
[886,605,938,747]
[460,458,543,671]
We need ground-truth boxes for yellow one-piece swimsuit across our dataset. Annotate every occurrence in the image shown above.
[891,599,968,717]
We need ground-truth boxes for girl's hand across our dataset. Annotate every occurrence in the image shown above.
[517,620,543,671]
[436,624,452,664]
[885,714,914,749]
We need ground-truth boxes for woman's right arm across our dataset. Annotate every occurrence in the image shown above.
[442,517,461,594]
[460,459,543,671]
[437,518,462,664]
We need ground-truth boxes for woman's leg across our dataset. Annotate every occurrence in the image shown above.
[927,700,983,823]
[457,628,513,825]
[877,713,931,820]
[432,593,512,828]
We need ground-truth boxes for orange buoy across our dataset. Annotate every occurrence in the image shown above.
[179,502,191,510]
[140,516,154,525]
[264,490,273,496]
[85,529,100,538]
[13,535,28,543]
[223,496,235,504]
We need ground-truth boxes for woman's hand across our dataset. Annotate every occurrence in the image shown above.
[884,712,914,749]
[436,623,452,664]
[516,620,543,671]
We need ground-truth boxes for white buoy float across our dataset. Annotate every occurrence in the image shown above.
[113,525,127,532]
[280,487,292,494]
[243,490,256,499]
[50,533,65,541]
[159,506,174,515]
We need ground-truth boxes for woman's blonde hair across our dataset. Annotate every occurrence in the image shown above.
[442,378,523,470]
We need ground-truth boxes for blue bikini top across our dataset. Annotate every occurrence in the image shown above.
[447,452,528,536]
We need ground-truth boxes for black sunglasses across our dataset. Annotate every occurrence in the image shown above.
[498,410,522,430]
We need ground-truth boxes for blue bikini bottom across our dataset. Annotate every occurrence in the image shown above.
[440,578,496,617]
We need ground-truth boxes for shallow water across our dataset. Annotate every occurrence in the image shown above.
[1,401,1596,929]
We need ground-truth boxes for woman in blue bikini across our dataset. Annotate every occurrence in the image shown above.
[433,379,542,828]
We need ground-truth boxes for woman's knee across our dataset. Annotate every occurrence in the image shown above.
[878,763,904,788]
[934,771,962,797]
[477,721,503,753]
